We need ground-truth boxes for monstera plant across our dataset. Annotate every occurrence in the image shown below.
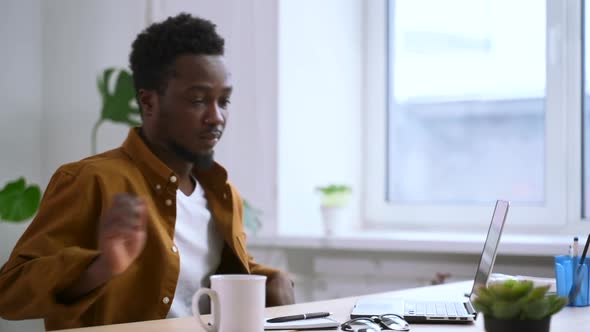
[92,68,142,154]
[0,178,41,223]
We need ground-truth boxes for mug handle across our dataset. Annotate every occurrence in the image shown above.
[192,288,221,332]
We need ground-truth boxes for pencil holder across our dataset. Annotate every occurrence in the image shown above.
[554,255,590,307]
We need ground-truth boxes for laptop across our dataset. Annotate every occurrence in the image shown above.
[351,200,510,323]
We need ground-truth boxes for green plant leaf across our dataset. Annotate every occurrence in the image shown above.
[488,283,518,301]
[491,300,521,320]
[503,279,518,289]
[97,68,114,101]
[315,184,352,207]
[475,280,564,320]
[509,280,534,300]
[521,299,550,320]
[98,68,141,127]
[316,184,352,195]
[546,295,567,316]
[474,287,493,304]
[243,199,262,235]
[472,297,493,316]
[520,284,550,303]
[0,177,42,222]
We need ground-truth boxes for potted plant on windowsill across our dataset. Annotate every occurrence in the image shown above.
[473,279,566,332]
[316,184,351,236]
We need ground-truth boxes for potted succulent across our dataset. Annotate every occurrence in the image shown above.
[315,184,352,236]
[473,279,566,332]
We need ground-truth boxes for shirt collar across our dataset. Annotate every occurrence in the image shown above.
[121,128,229,193]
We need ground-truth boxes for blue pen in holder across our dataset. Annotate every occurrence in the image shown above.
[554,255,590,307]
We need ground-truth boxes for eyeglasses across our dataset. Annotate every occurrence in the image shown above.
[340,314,410,331]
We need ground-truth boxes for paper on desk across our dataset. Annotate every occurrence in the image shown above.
[264,317,340,330]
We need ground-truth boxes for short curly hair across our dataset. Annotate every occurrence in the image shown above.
[129,13,225,95]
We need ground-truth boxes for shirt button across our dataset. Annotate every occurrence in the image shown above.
[165,199,172,206]
[170,175,177,183]
[172,245,178,253]
[155,184,161,190]
[162,296,170,304]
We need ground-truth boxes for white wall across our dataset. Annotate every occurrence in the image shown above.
[278,0,363,236]
[0,0,42,262]
[40,0,148,184]
[249,245,555,303]
[0,0,557,304]
[1,0,280,259]
[167,0,281,237]
[39,0,280,235]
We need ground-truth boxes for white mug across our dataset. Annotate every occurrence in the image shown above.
[192,274,267,332]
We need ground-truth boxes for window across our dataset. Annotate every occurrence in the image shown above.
[584,0,590,217]
[365,0,581,230]
[388,0,545,204]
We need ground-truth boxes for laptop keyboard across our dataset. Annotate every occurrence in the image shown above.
[405,301,469,317]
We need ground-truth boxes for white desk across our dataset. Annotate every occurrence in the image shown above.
[56,281,589,331]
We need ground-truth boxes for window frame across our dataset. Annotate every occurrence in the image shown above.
[363,0,585,233]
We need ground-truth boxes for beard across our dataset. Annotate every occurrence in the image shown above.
[169,141,215,170]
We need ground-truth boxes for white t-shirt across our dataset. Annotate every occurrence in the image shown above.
[166,180,223,318]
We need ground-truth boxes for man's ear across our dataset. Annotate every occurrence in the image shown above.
[138,89,157,117]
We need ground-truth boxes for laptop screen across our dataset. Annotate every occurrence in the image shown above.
[468,200,510,300]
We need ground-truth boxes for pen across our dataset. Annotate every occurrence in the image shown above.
[568,234,590,303]
[266,312,331,323]
[569,244,574,258]
[574,236,579,258]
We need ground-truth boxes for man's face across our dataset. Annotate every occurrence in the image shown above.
[148,54,232,167]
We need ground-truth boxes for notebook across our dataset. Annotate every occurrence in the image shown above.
[0,318,45,332]
[264,317,340,330]
[351,200,510,323]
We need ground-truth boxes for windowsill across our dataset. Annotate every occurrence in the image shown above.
[246,231,571,257]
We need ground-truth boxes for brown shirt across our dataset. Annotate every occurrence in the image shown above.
[0,128,277,330]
